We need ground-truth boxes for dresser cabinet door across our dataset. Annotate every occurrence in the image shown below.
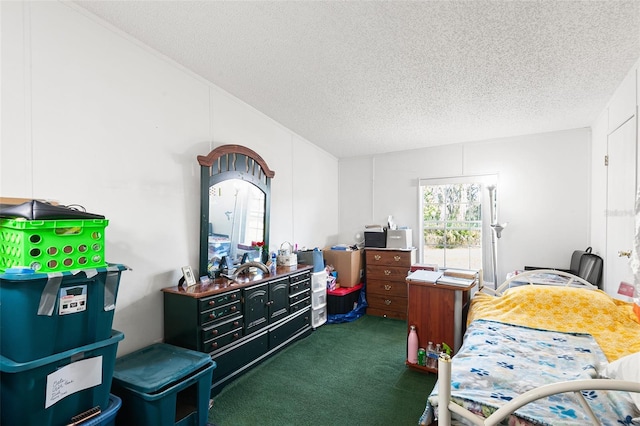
[244,283,269,334]
[269,277,290,322]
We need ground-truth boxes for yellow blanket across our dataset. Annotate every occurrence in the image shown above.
[468,285,640,361]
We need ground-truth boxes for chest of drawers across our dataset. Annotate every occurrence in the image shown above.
[365,248,416,320]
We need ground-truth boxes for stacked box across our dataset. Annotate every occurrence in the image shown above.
[111,343,216,426]
[327,283,363,315]
[322,248,364,287]
[0,264,127,362]
[0,330,124,426]
[0,218,108,273]
[83,394,122,426]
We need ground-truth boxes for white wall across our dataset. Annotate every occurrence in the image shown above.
[339,128,592,283]
[1,1,338,355]
[590,59,639,296]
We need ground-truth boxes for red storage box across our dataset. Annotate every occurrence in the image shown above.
[327,283,362,315]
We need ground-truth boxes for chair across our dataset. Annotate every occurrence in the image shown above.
[524,247,603,289]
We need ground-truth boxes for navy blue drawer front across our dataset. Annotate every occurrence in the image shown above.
[198,290,240,312]
[203,328,242,353]
[290,278,310,294]
[200,301,241,325]
[201,315,243,342]
[289,290,310,304]
[289,271,310,285]
[269,309,310,349]
[289,296,311,314]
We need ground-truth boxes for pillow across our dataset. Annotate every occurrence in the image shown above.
[601,351,640,410]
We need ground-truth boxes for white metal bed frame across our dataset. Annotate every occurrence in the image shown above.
[435,269,640,426]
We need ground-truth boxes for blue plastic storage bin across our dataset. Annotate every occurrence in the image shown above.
[0,330,124,426]
[111,343,216,426]
[81,394,121,426]
[0,264,127,362]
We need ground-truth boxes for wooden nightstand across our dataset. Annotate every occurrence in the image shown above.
[405,275,476,373]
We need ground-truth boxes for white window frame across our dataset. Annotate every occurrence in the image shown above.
[418,174,498,280]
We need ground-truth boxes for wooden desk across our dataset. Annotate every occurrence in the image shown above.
[405,277,476,373]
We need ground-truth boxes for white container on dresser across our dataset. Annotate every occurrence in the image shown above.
[311,270,328,328]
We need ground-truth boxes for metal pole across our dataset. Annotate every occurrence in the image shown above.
[487,185,498,288]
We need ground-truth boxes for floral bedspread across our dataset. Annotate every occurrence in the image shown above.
[419,319,640,426]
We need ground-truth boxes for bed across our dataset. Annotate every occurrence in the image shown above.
[419,270,640,426]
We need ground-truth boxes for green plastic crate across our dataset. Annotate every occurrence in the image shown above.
[0,218,108,273]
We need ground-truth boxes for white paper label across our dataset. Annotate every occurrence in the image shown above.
[58,285,87,315]
[45,356,102,408]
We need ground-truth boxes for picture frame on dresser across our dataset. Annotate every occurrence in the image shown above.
[182,266,196,286]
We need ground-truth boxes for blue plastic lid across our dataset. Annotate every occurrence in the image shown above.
[113,343,212,394]
[4,267,35,274]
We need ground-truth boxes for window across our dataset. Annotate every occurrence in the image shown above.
[419,176,496,274]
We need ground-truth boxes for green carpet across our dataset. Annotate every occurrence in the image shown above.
[208,315,436,426]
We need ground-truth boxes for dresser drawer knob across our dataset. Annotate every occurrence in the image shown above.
[211,342,218,349]
[231,293,237,299]
[231,305,237,312]
[393,255,401,262]
[374,255,381,261]
[233,321,239,327]
[233,332,239,339]
[384,299,392,305]
[384,284,392,291]
[209,313,216,319]
[384,270,391,275]
[208,300,215,306]
[211,330,218,336]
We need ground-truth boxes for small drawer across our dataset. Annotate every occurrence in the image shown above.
[198,290,240,312]
[366,293,407,314]
[290,278,310,294]
[201,315,243,342]
[367,279,407,298]
[290,271,311,284]
[311,271,328,292]
[200,300,241,325]
[366,250,413,266]
[289,297,311,313]
[366,265,410,281]
[289,289,310,304]
[311,288,326,308]
[312,305,327,328]
[203,328,243,353]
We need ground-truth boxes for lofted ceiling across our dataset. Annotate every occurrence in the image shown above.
[72,0,640,158]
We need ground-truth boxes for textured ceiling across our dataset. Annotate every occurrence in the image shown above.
[72,1,640,158]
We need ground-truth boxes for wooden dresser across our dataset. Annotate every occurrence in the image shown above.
[365,248,416,320]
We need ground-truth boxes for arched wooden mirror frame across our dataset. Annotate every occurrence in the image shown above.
[198,144,275,277]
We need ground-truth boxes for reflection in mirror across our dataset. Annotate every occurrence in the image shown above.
[208,179,265,268]
[198,144,274,278]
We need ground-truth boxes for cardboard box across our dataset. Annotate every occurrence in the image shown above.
[322,248,364,287]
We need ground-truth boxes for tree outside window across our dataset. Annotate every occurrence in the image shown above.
[421,183,482,270]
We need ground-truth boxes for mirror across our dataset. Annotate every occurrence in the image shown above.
[198,145,274,277]
[209,179,265,264]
